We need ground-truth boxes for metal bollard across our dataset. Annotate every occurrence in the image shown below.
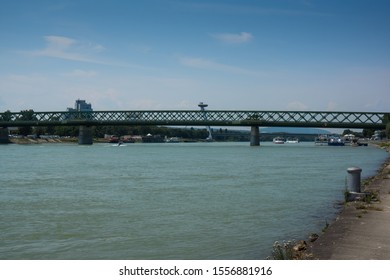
[347,167,362,193]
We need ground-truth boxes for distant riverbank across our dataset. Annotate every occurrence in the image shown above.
[8,137,120,144]
[9,137,76,144]
[8,136,390,146]
[7,137,206,144]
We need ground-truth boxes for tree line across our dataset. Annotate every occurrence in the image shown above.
[22,125,210,140]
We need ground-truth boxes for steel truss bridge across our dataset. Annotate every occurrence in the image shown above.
[0,110,388,129]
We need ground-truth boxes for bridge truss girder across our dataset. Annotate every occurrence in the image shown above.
[0,110,387,129]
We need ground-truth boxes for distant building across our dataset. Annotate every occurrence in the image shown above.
[64,99,93,120]
[67,99,93,112]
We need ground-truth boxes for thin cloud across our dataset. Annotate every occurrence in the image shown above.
[27,35,106,64]
[25,35,258,77]
[46,35,75,50]
[23,36,155,70]
[62,69,97,78]
[211,32,253,44]
[286,101,309,111]
[179,56,264,77]
[326,101,340,111]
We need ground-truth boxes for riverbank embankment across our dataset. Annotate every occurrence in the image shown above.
[8,137,107,144]
[309,142,390,259]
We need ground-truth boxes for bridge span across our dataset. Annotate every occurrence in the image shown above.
[0,110,388,145]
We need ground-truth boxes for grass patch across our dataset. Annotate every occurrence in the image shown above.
[269,241,295,260]
[322,220,329,232]
[268,240,313,260]
[355,202,383,211]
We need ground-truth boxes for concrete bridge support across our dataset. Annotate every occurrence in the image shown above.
[78,126,93,145]
[250,126,260,146]
[0,127,10,143]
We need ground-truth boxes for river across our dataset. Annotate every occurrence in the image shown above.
[0,142,388,259]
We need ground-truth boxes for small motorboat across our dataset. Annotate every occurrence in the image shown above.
[273,137,285,144]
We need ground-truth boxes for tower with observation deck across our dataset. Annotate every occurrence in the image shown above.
[198,102,213,141]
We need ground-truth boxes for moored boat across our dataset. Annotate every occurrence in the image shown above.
[328,136,345,146]
[285,137,299,143]
[165,137,181,143]
[273,137,285,144]
[343,134,357,146]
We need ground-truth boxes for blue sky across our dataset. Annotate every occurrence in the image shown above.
[0,0,389,112]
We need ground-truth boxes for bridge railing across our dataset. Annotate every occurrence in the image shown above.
[0,110,388,129]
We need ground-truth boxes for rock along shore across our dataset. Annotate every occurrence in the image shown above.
[309,143,390,259]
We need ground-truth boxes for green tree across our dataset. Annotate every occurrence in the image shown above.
[342,129,354,135]
[54,126,78,137]
[18,109,36,135]
[34,127,46,136]
[1,110,13,121]
[362,128,374,138]
[383,113,390,139]
[383,113,390,124]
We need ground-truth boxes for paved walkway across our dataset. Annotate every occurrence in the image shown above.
[310,157,390,259]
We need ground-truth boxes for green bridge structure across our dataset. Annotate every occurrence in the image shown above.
[0,110,388,145]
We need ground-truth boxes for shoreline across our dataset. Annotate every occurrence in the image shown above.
[308,142,390,259]
[7,137,110,144]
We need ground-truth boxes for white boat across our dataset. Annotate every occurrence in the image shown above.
[343,134,357,146]
[273,137,285,144]
[285,137,299,143]
[165,137,180,143]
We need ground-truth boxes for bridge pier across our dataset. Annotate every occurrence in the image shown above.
[0,127,10,144]
[78,126,93,145]
[250,126,260,146]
